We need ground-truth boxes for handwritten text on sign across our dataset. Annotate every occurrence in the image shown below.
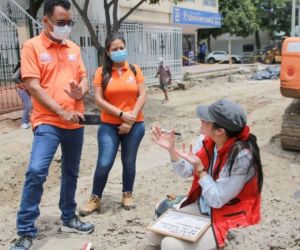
[148,210,210,242]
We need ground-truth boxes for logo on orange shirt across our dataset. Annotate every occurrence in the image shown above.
[126,76,136,84]
[40,52,52,63]
[68,54,76,61]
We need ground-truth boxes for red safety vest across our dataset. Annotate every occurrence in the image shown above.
[181,126,261,248]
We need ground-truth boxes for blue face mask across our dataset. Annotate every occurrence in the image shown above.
[110,49,128,63]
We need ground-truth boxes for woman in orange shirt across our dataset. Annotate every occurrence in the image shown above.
[80,33,147,215]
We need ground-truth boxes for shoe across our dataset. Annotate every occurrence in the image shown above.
[60,215,94,234]
[21,123,30,129]
[9,236,33,250]
[122,192,136,210]
[79,194,101,216]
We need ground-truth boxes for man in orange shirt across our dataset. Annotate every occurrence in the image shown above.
[10,1,94,249]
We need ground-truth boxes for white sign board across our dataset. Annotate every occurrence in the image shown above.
[147,209,211,242]
[287,42,300,52]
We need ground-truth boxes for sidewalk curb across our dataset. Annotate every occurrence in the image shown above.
[0,110,22,122]
[184,64,258,80]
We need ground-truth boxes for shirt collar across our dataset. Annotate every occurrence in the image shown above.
[40,30,70,49]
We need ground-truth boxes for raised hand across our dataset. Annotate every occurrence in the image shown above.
[175,143,203,168]
[64,80,83,101]
[151,126,176,151]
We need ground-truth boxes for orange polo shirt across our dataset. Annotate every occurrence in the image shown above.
[21,31,86,129]
[93,62,145,124]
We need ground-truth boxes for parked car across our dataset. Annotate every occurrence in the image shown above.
[206,51,242,64]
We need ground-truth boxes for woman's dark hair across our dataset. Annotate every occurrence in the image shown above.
[101,33,126,91]
[213,123,263,193]
[44,0,71,16]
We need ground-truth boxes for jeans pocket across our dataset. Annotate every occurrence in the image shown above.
[33,124,54,136]
[33,125,41,135]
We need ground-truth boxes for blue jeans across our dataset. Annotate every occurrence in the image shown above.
[17,89,32,124]
[16,124,84,237]
[92,122,145,197]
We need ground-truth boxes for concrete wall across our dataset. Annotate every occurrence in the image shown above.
[209,31,271,55]
[119,0,171,25]
[17,25,31,46]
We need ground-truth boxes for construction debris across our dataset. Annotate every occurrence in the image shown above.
[250,65,281,80]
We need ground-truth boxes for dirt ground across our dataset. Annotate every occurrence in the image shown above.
[0,76,299,250]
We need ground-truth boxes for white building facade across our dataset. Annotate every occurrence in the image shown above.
[209,32,272,56]
[119,0,220,64]
[0,0,220,87]
[68,0,221,84]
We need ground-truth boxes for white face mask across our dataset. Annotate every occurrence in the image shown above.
[50,25,72,40]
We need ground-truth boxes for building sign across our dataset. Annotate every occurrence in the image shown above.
[173,6,221,28]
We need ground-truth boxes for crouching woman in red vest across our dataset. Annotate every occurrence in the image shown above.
[148,99,263,250]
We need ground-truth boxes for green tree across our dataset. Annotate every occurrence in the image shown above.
[219,0,258,36]
[199,0,259,51]
[254,0,291,49]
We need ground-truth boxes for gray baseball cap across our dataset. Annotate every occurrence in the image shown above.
[196,99,247,131]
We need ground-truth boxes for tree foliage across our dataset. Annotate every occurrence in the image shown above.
[219,0,258,37]
[199,0,292,50]
[255,0,291,35]
[199,0,259,50]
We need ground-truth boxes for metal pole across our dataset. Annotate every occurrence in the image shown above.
[0,10,18,28]
[298,3,300,36]
[291,0,296,36]
[228,37,232,72]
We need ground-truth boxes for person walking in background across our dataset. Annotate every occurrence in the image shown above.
[79,33,147,216]
[12,63,32,129]
[199,42,207,63]
[17,87,32,129]
[155,57,171,104]
[10,1,94,249]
